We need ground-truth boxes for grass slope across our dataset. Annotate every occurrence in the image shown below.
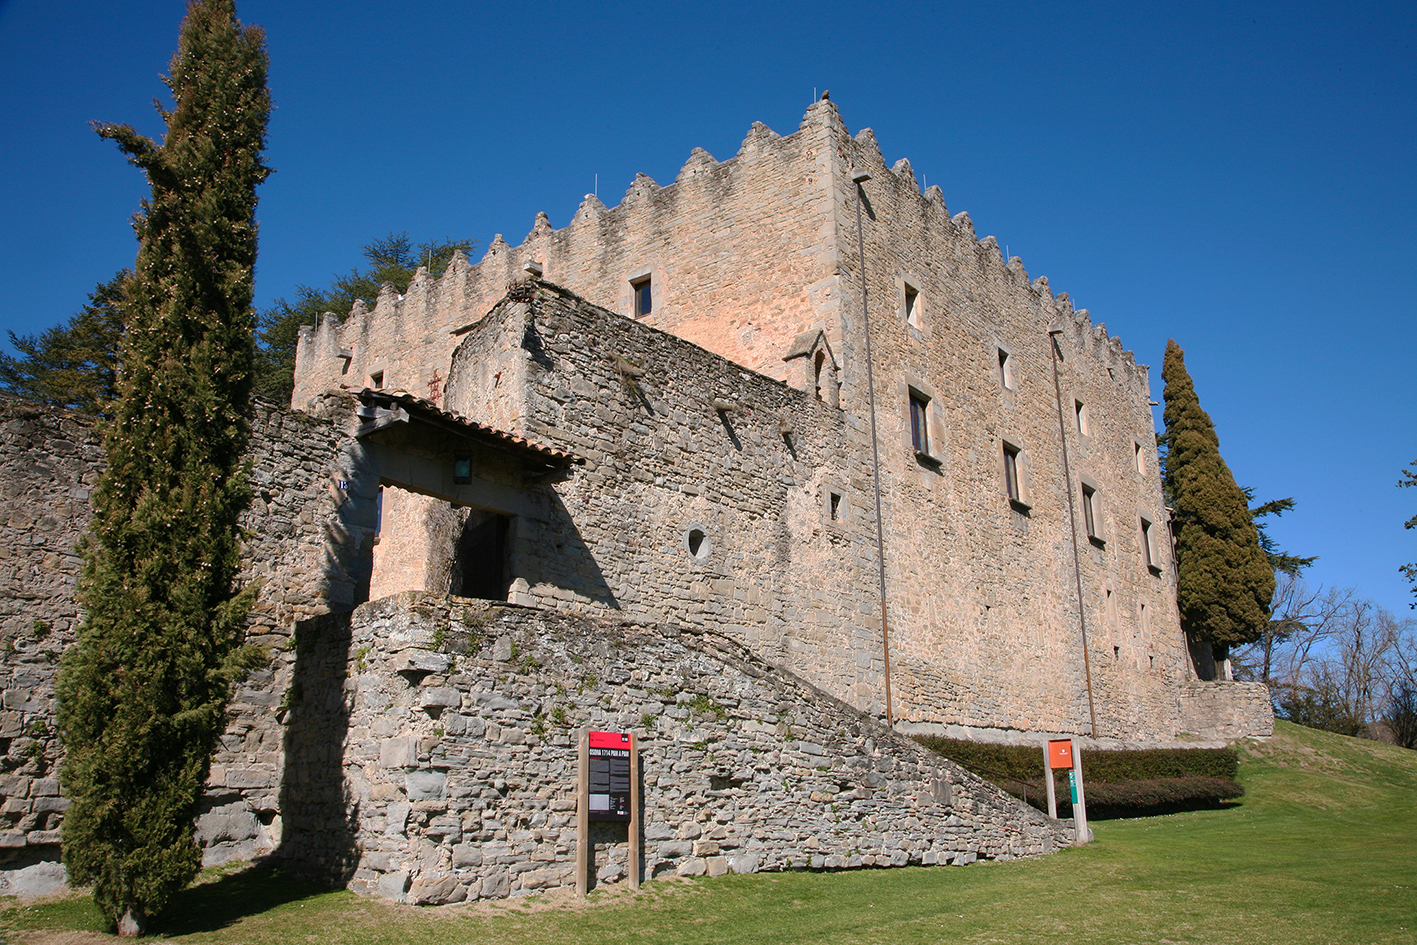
[4,721,1413,945]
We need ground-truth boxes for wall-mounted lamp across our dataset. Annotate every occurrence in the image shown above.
[453,455,472,484]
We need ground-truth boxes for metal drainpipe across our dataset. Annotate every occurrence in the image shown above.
[853,168,894,727]
[1048,322,1098,737]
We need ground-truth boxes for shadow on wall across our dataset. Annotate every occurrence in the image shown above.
[272,611,359,884]
[529,489,620,610]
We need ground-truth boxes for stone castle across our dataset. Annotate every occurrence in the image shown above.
[0,100,1271,901]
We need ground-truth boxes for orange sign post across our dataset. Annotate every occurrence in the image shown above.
[1042,737,1089,844]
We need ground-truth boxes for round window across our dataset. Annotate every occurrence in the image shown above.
[683,524,711,561]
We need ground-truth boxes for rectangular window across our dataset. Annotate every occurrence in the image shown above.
[1004,444,1021,503]
[369,370,384,389]
[632,277,652,318]
[904,284,920,329]
[1082,483,1103,545]
[1075,400,1089,436]
[998,348,1014,390]
[829,491,842,522]
[909,392,930,454]
[1141,517,1160,573]
[1135,441,1145,474]
[453,454,472,485]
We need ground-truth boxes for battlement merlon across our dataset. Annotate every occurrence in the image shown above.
[292,101,1149,414]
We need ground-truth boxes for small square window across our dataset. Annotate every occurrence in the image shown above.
[1075,400,1089,436]
[453,454,472,485]
[1082,483,1103,546]
[904,284,920,329]
[369,370,384,389]
[998,348,1014,390]
[909,391,930,454]
[632,277,652,318]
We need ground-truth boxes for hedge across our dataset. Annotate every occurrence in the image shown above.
[916,737,1243,817]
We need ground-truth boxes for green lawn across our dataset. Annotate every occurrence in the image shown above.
[5,721,1414,944]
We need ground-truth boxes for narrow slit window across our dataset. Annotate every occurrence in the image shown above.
[1141,517,1159,572]
[1075,400,1089,436]
[632,277,652,318]
[998,348,1014,390]
[829,491,842,522]
[1135,441,1145,474]
[904,284,920,328]
[909,391,930,454]
[1082,482,1102,545]
[1004,444,1021,504]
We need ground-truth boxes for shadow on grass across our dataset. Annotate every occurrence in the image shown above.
[153,862,334,936]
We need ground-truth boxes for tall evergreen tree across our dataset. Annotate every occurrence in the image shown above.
[0,270,130,413]
[1160,340,1274,670]
[54,1,269,934]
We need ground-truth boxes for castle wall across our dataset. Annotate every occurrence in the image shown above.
[444,287,890,713]
[279,593,1070,903]
[807,125,1191,739]
[0,398,367,889]
[293,101,1204,740]
[292,101,848,409]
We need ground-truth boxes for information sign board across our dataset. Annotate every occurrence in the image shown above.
[587,730,632,822]
[1048,738,1074,770]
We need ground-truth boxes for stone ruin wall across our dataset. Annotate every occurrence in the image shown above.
[0,398,362,892]
[292,100,850,411]
[276,593,1071,904]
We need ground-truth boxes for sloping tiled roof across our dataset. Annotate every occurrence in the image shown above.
[356,388,583,467]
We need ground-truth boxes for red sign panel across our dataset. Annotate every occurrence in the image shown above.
[588,731,632,821]
[1048,738,1075,770]
[589,731,630,749]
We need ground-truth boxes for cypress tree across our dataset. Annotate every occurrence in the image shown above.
[1161,340,1274,670]
[54,1,269,934]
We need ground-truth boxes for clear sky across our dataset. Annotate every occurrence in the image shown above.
[1,0,1413,615]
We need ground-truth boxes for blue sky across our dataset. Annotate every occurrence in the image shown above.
[1,0,1413,615]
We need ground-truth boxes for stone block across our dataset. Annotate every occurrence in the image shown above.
[727,853,760,874]
[406,771,446,801]
[410,874,466,905]
[380,737,418,769]
[384,802,410,836]
[675,857,706,877]
[376,870,409,902]
[1,859,67,898]
[419,687,461,709]
[705,856,729,877]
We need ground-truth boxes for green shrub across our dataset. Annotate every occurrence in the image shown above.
[916,736,1243,817]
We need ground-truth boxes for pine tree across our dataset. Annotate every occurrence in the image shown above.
[54,1,269,934]
[0,270,130,413]
[1161,340,1274,670]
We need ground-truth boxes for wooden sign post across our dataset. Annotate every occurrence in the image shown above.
[1044,737,1088,844]
[577,730,639,897]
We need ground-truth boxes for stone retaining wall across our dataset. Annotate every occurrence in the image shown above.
[275,592,1072,903]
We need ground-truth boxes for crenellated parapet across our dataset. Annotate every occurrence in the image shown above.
[293,99,852,409]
